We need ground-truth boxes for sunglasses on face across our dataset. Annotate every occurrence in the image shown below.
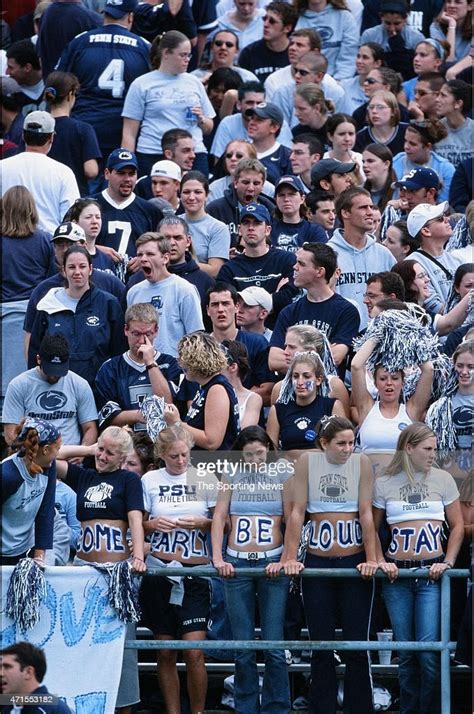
[214,40,235,48]
[364,77,379,85]
[225,152,245,159]
[263,14,280,24]
[293,67,311,77]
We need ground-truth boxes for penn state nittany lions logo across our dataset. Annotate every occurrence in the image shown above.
[85,483,114,503]
[452,406,473,431]
[86,315,100,326]
[320,473,348,498]
[317,27,333,44]
[399,483,429,504]
[36,391,68,411]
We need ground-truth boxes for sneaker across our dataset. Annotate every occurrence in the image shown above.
[292,695,309,710]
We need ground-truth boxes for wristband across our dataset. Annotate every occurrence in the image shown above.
[145,362,158,371]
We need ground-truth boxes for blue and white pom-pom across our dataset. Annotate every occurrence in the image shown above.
[139,395,167,441]
[107,561,142,623]
[5,559,47,631]
[353,309,437,373]
[426,396,456,459]
[277,351,329,404]
[446,215,471,251]
[113,254,131,284]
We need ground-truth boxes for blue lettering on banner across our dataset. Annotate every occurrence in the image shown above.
[74,692,107,714]
[36,583,57,649]
[60,585,103,647]
[92,593,123,645]
[236,517,252,545]
[78,524,125,553]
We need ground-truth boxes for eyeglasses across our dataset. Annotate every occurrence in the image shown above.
[293,67,311,77]
[364,77,380,85]
[427,214,447,226]
[363,291,383,299]
[129,330,156,339]
[225,151,245,159]
[263,14,280,24]
[214,40,235,48]
[368,104,390,111]
[177,52,192,59]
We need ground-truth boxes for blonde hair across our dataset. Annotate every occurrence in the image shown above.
[295,83,334,115]
[155,425,194,459]
[286,325,325,353]
[99,426,133,459]
[178,332,228,377]
[125,303,159,325]
[1,186,39,237]
[384,423,437,483]
[368,90,401,127]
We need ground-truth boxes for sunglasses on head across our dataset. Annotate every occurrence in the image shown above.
[214,39,235,48]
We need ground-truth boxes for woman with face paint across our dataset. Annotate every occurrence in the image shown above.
[373,423,464,714]
[139,425,217,714]
[266,351,345,460]
[1,418,62,565]
[212,426,293,714]
[281,415,378,714]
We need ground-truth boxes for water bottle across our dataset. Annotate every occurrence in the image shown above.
[186,106,197,126]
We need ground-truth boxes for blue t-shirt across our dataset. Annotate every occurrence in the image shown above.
[270,293,361,349]
[57,24,151,151]
[185,373,240,451]
[270,218,327,253]
[275,397,336,450]
[47,115,101,196]
[2,230,55,302]
[66,464,144,521]
[92,190,164,256]
[95,350,182,430]
[258,144,292,185]
[236,330,275,389]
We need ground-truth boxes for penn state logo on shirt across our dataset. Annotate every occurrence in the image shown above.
[452,405,474,433]
[319,473,348,498]
[399,483,429,505]
[84,483,114,505]
[36,391,67,411]
[317,27,333,44]
[151,296,163,310]
[398,422,409,431]
[86,315,100,326]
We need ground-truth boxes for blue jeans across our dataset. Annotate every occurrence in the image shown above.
[302,552,375,714]
[224,554,290,714]
[382,576,441,714]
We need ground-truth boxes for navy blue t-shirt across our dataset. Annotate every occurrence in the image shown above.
[236,329,275,388]
[275,396,336,450]
[186,373,240,451]
[95,351,182,430]
[66,464,144,521]
[47,115,101,196]
[271,218,327,253]
[238,39,290,83]
[57,24,150,152]
[92,191,164,256]
[270,293,360,349]
[258,144,293,186]
[2,230,55,302]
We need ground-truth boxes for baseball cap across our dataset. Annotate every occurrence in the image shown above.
[380,0,409,14]
[240,203,272,223]
[39,337,70,377]
[238,286,273,312]
[310,159,355,186]
[246,101,284,126]
[275,175,306,194]
[23,111,55,134]
[104,0,137,18]
[407,201,449,237]
[150,160,181,182]
[392,167,441,191]
[106,148,138,171]
[51,222,86,243]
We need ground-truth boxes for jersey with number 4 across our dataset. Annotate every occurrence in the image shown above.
[56,25,150,151]
[92,191,163,256]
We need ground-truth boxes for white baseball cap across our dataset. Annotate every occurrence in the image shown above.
[406,201,449,237]
[237,286,272,312]
[150,160,181,182]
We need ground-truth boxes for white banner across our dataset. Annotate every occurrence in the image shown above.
[1,566,126,714]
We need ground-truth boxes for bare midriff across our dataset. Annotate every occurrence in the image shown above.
[307,511,364,558]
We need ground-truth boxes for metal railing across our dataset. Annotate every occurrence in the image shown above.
[127,567,470,714]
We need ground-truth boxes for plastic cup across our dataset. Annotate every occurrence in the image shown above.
[377,630,393,665]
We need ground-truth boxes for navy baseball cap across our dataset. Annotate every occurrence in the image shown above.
[311,159,355,185]
[104,0,137,18]
[246,102,284,126]
[240,203,271,223]
[107,148,138,171]
[392,167,441,191]
[275,175,306,194]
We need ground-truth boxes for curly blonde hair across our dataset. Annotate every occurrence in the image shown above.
[178,332,228,377]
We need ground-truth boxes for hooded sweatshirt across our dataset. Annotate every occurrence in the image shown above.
[294,7,359,80]
[328,229,396,330]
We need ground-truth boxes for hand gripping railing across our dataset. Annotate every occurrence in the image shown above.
[127,567,470,714]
